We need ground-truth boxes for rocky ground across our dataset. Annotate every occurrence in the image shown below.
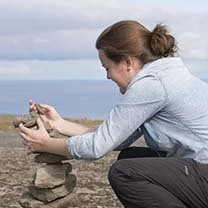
[0,133,123,208]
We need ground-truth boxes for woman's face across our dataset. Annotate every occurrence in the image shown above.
[98,49,133,94]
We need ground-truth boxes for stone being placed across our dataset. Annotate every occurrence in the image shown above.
[13,104,71,162]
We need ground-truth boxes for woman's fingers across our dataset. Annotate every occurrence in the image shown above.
[19,123,37,143]
[39,114,47,123]
[38,104,51,113]
[28,100,54,113]
[39,103,52,109]
[19,131,31,143]
[37,104,53,118]
[29,100,36,112]
[36,118,45,131]
[29,99,34,106]
[19,123,30,135]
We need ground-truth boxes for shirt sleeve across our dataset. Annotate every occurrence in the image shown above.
[113,127,143,151]
[67,76,167,160]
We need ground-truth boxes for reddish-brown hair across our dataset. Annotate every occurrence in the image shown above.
[96,20,177,64]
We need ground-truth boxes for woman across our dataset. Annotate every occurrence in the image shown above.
[19,20,208,208]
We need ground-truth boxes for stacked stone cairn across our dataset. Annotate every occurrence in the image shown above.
[13,104,78,208]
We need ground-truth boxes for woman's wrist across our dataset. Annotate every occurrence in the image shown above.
[55,119,91,137]
[54,117,67,134]
[44,137,71,157]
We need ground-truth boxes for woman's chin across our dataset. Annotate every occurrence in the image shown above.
[119,87,126,95]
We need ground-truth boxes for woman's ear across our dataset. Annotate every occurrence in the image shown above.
[125,56,143,72]
[124,56,133,72]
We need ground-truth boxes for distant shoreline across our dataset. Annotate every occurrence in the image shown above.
[0,114,103,148]
[0,114,103,134]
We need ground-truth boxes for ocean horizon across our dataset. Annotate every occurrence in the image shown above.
[1,77,208,120]
[0,80,122,120]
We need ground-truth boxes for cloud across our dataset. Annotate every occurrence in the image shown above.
[0,59,105,80]
[177,32,208,59]
[0,29,100,60]
[0,0,207,60]
[0,65,31,75]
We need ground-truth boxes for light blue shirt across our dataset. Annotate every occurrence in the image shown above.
[67,57,208,163]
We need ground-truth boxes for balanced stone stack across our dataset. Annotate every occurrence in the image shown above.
[13,104,78,208]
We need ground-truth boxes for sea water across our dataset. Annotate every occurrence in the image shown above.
[0,80,122,119]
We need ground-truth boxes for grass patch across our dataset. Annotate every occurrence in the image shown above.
[0,114,18,133]
[68,117,103,127]
[0,114,103,133]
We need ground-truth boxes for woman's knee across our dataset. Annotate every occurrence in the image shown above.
[108,159,141,187]
[108,160,126,186]
[108,157,159,186]
[108,160,120,183]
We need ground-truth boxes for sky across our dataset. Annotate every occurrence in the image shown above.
[0,0,207,80]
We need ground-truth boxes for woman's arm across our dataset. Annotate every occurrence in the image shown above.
[56,118,94,136]
[68,77,167,160]
[30,101,93,136]
[23,78,166,160]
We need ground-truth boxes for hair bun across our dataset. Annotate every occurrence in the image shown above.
[150,24,176,57]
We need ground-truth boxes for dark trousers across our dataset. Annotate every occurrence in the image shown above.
[108,147,208,208]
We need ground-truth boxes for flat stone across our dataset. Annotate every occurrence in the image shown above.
[19,192,44,208]
[34,163,72,188]
[19,191,79,208]
[34,153,69,164]
[13,115,37,128]
[29,174,76,202]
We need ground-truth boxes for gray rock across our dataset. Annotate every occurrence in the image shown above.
[19,191,79,208]
[34,163,72,188]
[19,192,44,208]
[34,153,69,164]
[13,105,78,205]
[13,115,37,128]
[13,104,72,164]
[29,174,76,202]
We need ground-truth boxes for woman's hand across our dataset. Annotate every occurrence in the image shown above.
[29,99,94,137]
[19,118,71,157]
[19,118,51,153]
[29,100,64,133]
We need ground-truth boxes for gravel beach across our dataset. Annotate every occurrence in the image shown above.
[0,133,123,208]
